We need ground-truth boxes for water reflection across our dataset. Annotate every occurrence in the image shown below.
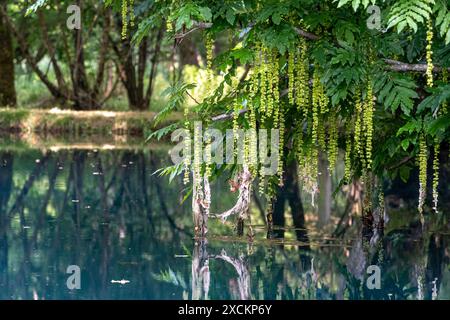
[0,149,448,300]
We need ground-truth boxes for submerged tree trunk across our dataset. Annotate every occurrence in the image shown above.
[0,0,16,107]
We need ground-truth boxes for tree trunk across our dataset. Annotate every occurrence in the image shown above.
[0,0,16,107]
[273,161,309,243]
[71,24,93,110]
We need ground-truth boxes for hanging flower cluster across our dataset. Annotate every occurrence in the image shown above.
[248,51,259,176]
[205,32,214,95]
[253,45,283,193]
[121,0,128,39]
[432,142,439,213]
[327,114,339,174]
[426,19,434,88]
[129,0,135,27]
[353,89,363,167]
[183,104,191,185]
[344,121,353,183]
[120,0,135,39]
[442,69,448,114]
[296,39,310,116]
[288,50,295,104]
[418,134,428,214]
[363,80,374,169]
[278,103,285,180]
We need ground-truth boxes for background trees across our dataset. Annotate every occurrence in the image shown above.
[0,0,16,107]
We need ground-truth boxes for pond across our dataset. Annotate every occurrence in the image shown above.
[0,148,448,300]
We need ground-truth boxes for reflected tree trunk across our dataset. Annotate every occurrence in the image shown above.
[0,152,13,293]
[191,240,210,300]
[425,234,445,300]
[32,161,60,247]
[212,250,251,300]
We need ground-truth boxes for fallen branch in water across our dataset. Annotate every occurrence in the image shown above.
[210,166,252,223]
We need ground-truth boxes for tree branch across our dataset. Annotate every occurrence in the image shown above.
[174,22,212,39]
[383,59,450,73]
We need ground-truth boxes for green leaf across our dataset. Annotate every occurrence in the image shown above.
[198,6,212,21]
[401,139,410,151]
[225,8,235,25]
[399,166,411,183]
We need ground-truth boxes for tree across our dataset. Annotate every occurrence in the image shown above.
[2,0,115,110]
[0,0,16,107]
[141,0,450,238]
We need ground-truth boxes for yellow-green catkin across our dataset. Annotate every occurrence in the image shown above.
[266,50,275,119]
[318,118,326,151]
[248,54,259,175]
[344,122,352,183]
[354,89,363,166]
[378,189,385,214]
[432,141,439,213]
[426,19,434,88]
[272,51,280,127]
[121,0,128,39]
[312,67,327,151]
[328,115,339,174]
[205,32,214,95]
[233,80,240,159]
[295,122,304,164]
[442,69,448,114]
[278,103,285,182]
[288,49,295,105]
[193,122,202,186]
[296,39,309,116]
[260,48,268,124]
[166,19,173,33]
[183,106,191,185]
[312,68,320,145]
[204,130,212,178]
[418,134,428,214]
[363,80,374,169]
[129,0,135,27]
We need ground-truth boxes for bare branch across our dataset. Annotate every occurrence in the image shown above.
[383,59,450,73]
[174,22,213,39]
[293,27,320,40]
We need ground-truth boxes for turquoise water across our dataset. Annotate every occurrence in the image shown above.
[0,149,448,300]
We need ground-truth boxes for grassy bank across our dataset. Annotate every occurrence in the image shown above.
[0,108,181,137]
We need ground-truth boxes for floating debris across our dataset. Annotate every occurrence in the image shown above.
[174,254,189,258]
[111,279,130,285]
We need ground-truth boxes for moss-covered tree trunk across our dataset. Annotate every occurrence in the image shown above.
[0,0,16,107]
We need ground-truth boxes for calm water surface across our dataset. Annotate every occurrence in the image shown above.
[0,149,448,300]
